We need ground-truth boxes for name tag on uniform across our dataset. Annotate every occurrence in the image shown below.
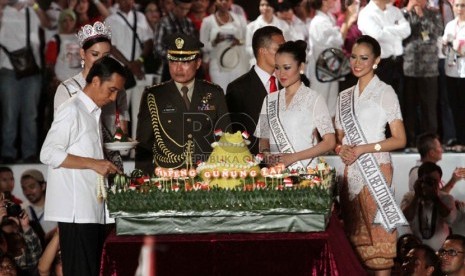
[162,105,176,113]
[421,31,430,42]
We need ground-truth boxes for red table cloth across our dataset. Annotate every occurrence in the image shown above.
[100,214,367,276]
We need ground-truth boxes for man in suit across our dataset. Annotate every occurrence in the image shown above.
[226,26,285,155]
[136,33,230,174]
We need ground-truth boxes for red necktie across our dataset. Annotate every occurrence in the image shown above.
[269,75,277,93]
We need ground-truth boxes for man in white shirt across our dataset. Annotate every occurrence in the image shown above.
[226,26,285,155]
[357,0,411,96]
[40,56,125,276]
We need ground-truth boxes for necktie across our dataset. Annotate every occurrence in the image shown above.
[181,86,190,109]
[269,75,277,93]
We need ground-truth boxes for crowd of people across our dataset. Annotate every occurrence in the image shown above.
[1,0,465,274]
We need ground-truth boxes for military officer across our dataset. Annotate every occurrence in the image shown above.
[135,33,231,174]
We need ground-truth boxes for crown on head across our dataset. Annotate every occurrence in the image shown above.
[77,21,111,47]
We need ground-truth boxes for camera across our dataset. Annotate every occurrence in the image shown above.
[4,201,22,217]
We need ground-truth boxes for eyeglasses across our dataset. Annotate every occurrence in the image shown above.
[455,3,465,7]
[438,248,465,257]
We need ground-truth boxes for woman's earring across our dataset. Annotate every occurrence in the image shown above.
[300,70,304,74]
[373,64,378,70]
[81,59,85,68]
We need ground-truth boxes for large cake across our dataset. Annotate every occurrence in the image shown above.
[196,131,261,189]
[107,132,336,234]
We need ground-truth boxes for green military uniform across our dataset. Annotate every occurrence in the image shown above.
[135,33,230,174]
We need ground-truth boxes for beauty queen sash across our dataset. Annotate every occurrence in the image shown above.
[266,92,307,170]
[338,88,407,232]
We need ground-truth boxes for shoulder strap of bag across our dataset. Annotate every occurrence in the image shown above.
[117,10,143,61]
[26,7,31,47]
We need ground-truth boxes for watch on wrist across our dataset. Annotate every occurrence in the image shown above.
[374,143,382,152]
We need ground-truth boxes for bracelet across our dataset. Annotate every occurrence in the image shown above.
[137,56,144,63]
[32,3,40,11]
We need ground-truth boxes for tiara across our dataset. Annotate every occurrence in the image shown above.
[77,21,111,47]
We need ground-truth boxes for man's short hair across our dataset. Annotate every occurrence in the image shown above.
[0,167,12,174]
[417,133,439,159]
[85,56,126,84]
[251,26,283,58]
[445,234,465,250]
[418,162,443,179]
[412,244,442,276]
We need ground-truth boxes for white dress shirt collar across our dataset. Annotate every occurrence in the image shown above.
[254,65,276,93]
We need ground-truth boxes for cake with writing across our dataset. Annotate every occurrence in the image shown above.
[196,131,262,189]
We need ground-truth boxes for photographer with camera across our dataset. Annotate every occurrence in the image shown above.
[0,193,42,275]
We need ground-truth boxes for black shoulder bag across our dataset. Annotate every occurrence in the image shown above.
[0,8,40,79]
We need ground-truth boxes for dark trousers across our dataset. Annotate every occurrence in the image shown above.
[446,76,465,144]
[438,59,457,142]
[377,56,404,99]
[403,76,438,147]
[58,222,105,276]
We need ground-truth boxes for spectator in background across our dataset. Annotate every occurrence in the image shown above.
[106,0,154,139]
[394,233,422,272]
[70,0,110,28]
[357,0,411,100]
[0,167,22,205]
[199,0,249,92]
[401,244,442,276]
[306,0,358,118]
[402,174,457,251]
[438,234,465,276]
[188,0,210,36]
[275,0,308,41]
[443,0,465,150]
[143,0,161,32]
[408,133,465,193]
[226,26,285,155]
[159,0,175,16]
[337,0,364,91]
[0,0,51,164]
[43,0,69,43]
[153,0,196,82]
[245,0,292,67]
[402,0,443,149]
[0,253,18,276]
[44,9,80,89]
[20,169,57,247]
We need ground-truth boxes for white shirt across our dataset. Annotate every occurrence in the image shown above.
[54,72,130,135]
[254,65,276,94]
[308,10,343,70]
[358,1,411,58]
[105,9,153,61]
[255,84,335,167]
[51,34,81,82]
[0,6,42,70]
[41,91,106,223]
[443,18,465,78]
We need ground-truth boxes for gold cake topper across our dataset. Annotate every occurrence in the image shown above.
[175,38,184,49]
